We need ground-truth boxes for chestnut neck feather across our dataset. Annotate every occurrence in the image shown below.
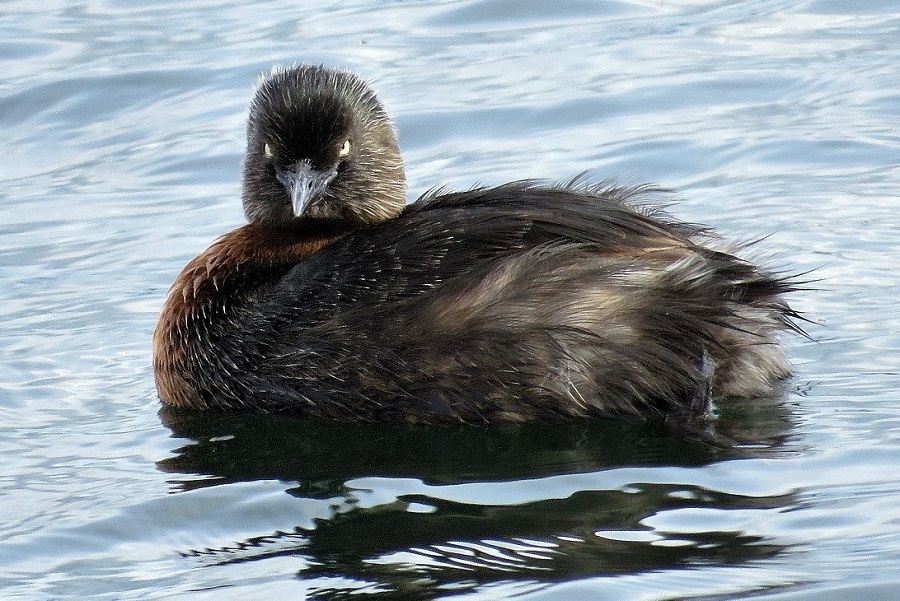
[153,222,345,409]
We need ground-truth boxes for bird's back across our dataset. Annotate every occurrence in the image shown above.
[228,183,796,422]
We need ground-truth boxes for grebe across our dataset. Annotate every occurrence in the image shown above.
[153,65,799,423]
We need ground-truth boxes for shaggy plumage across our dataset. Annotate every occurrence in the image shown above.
[153,65,800,423]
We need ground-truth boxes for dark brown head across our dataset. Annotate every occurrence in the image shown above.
[242,65,406,228]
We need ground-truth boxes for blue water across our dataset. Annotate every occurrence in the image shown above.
[1,1,899,599]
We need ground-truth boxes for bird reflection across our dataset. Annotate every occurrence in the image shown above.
[157,395,798,599]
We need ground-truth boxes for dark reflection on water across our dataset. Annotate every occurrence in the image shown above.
[158,397,797,599]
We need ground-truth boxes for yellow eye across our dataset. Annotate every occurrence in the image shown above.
[263,143,273,159]
[338,140,351,157]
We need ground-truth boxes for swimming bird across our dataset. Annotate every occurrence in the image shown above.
[153,65,799,423]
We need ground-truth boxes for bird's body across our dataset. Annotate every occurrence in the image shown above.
[153,65,799,423]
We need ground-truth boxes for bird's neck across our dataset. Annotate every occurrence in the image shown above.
[152,222,345,408]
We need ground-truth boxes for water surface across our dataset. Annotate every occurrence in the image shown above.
[1,1,899,599]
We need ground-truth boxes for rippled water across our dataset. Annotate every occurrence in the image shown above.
[1,1,899,599]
